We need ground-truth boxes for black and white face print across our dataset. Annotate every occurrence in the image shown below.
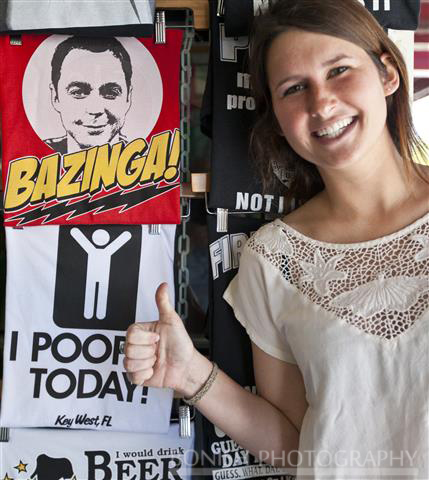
[22,35,163,154]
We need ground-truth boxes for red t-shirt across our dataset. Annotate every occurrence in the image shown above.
[1,31,182,225]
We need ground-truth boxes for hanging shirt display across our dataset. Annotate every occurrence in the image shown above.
[196,215,296,480]
[223,0,264,36]
[0,32,182,226]
[222,0,421,37]
[362,0,421,30]
[208,215,265,385]
[0,224,176,432]
[0,0,155,32]
[0,423,195,480]
[200,1,286,213]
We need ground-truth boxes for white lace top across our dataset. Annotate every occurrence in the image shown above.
[223,212,429,479]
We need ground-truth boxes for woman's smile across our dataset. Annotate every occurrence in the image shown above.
[311,116,358,144]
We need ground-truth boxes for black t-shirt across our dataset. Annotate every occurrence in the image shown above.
[201,0,287,213]
[363,0,420,30]
[223,0,421,36]
[208,214,266,384]
[193,215,296,480]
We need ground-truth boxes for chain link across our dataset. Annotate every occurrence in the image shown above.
[177,10,194,322]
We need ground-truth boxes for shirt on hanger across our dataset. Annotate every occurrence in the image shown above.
[1,224,176,432]
[1,0,155,32]
[196,215,296,480]
[0,423,195,480]
[223,0,421,37]
[1,32,182,226]
[201,0,287,213]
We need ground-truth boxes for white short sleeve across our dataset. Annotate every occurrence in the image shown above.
[223,247,297,364]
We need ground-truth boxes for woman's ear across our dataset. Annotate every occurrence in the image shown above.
[379,52,400,97]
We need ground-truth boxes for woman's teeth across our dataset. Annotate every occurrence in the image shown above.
[315,117,354,139]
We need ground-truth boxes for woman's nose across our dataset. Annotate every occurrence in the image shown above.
[308,85,338,119]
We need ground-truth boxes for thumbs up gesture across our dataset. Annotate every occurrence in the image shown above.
[124,283,196,393]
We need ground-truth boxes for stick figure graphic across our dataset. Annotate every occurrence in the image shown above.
[70,228,132,319]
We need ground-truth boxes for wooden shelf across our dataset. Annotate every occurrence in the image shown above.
[156,0,209,29]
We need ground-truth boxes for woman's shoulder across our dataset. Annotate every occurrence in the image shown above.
[280,184,429,245]
[247,219,293,256]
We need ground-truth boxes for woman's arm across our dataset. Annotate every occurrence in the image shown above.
[183,346,306,467]
[125,283,307,468]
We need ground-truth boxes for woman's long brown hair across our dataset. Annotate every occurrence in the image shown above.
[249,0,428,207]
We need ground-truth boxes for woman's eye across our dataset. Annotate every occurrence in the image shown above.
[283,84,305,96]
[329,66,349,78]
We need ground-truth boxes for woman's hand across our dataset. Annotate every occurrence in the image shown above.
[124,282,196,394]
[124,285,300,468]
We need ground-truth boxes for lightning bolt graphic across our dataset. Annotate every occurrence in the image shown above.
[7,183,178,226]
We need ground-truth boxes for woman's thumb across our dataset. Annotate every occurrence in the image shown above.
[155,283,174,316]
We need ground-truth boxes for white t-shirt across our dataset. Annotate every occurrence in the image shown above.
[1,224,175,433]
[1,423,195,480]
[224,213,429,479]
[3,0,155,31]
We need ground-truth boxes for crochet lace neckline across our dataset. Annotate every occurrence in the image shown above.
[249,213,429,340]
[276,211,429,249]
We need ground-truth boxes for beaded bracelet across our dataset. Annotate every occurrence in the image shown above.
[183,362,219,406]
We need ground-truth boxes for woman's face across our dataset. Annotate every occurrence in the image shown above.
[266,29,398,174]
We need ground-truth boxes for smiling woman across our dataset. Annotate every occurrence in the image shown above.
[124,1,429,479]
[266,30,396,174]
